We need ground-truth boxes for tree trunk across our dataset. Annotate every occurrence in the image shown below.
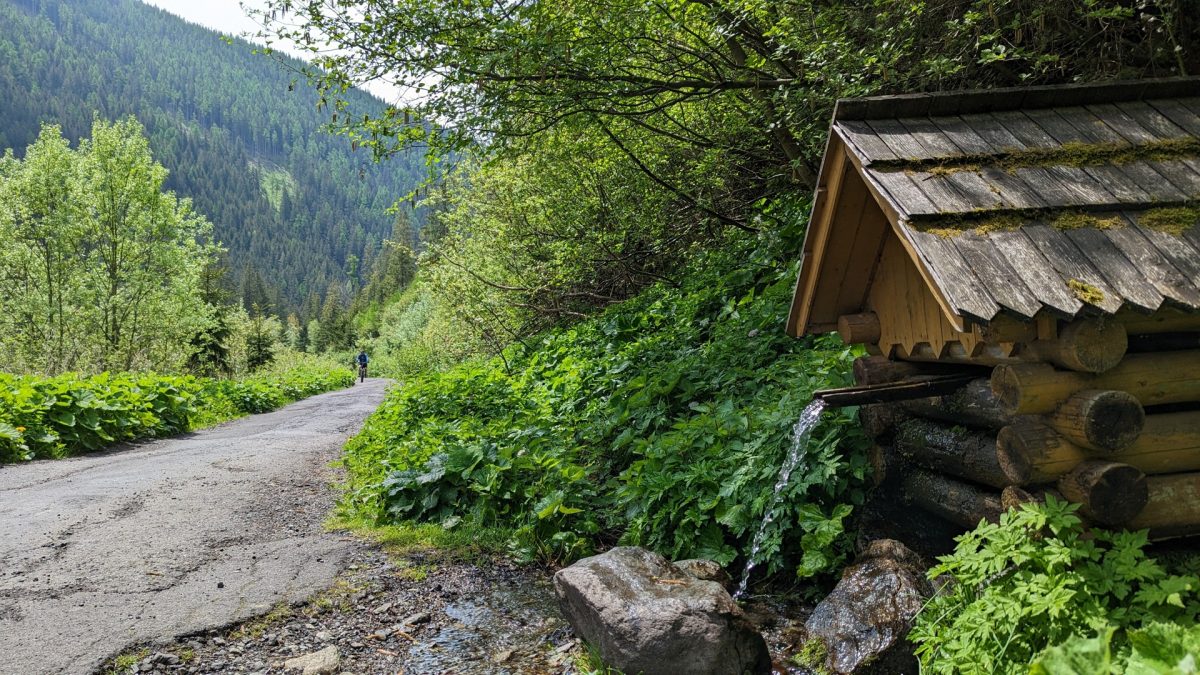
[1056,460,1148,525]
[902,469,1003,528]
[894,418,1008,488]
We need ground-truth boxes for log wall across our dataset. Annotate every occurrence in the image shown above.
[854,318,1200,538]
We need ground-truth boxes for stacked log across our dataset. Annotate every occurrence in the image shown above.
[853,316,1200,539]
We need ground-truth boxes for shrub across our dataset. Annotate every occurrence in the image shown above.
[911,496,1200,675]
[0,360,355,463]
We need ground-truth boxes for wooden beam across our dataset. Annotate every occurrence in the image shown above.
[1120,308,1200,335]
[851,355,979,386]
[814,374,978,407]
[999,412,1200,484]
[1046,389,1145,453]
[837,312,881,345]
[895,418,1008,488]
[1057,460,1148,526]
[991,351,1200,415]
[902,469,1003,529]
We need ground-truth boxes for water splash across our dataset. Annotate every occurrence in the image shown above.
[733,398,827,601]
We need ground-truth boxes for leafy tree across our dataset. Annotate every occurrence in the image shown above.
[0,118,216,373]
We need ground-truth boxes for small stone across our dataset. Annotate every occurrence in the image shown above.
[283,645,340,675]
[492,648,515,663]
[315,631,332,642]
[367,629,390,641]
[400,612,430,626]
[216,582,224,589]
[370,602,392,614]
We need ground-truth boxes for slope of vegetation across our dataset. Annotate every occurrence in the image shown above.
[0,0,426,313]
[341,226,871,578]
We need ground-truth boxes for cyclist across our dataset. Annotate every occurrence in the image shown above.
[356,350,369,383]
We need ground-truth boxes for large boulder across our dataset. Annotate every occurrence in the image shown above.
[803,539,930,674]
[554,547,770,675]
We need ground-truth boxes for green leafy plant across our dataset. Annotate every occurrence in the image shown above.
[911,496,1200,675]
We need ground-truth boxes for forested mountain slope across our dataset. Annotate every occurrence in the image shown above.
[0,0,423,312]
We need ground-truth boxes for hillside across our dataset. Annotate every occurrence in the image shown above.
[0,0,424,313]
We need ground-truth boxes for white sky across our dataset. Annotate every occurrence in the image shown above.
[140,0,399,102]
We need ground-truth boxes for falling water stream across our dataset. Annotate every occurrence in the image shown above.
[733,398,828,601]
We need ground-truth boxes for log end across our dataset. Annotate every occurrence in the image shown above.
[1076,389,1146,452]
[838,312,881,346]
[1055,319,1128,374]
[1058,460,1148,526]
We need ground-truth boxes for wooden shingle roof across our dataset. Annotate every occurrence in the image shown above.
[794,77,1200,333]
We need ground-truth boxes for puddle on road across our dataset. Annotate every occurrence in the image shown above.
[405,575,569,674]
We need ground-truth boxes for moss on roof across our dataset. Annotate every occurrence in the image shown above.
[879,137,1200,176]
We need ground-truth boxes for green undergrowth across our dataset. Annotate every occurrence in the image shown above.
[340,223,871,583]
[328,512,510,562]
[0,360,354,463]
[912,497,1200,674]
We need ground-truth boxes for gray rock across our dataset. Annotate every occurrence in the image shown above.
[804,539,930,674]
[673,558,734,592]
[554,547,770,675]
[283,645,340,675]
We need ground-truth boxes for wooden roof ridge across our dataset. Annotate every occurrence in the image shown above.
[833,76,1200,122]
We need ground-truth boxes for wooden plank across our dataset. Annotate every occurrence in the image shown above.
[1116,101,1190,139]
[1145,159,1200,199]
[967,112,1030,151]
[951,233,1043,317]
[813,374,981,406]
[1039,165,1119,206]
[906,172,979,214]
[866,169,939,217]
[1178,97,1200,120]
[1032,108,1155,204]
[866,118,937,161]
[837,204,891,320]
[1054,107,1131,144]
[1147,98,1200,136]
[1088,102,1160,143]
[977,167,1048,209]
[809,170,870,323]
[941,170,1008,210]
[1025,108,1095,145]
[1022,222,1124,314]
[988,229,1083,317]
[995,110,1062,149]
[1079,165,1153,203]
[1111,161,1190,202]
[1103,218,1200,310]
[836,120,899,163]
[931,116,998,154]
[792,140,849,334]
[1063,226,1164,313]
[908,229,1001,321]
[1129,216,1200,300]
[898,117,966,156]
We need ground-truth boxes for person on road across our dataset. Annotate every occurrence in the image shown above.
[356,350,369,382]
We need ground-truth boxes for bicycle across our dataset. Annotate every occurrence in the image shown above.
[358,363,368,383]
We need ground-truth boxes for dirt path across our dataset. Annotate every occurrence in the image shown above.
[0,379,390,675]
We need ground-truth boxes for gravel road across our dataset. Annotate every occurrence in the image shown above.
[0,379,390,675]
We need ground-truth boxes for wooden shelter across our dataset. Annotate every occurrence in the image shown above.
[789,77,1200,537]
